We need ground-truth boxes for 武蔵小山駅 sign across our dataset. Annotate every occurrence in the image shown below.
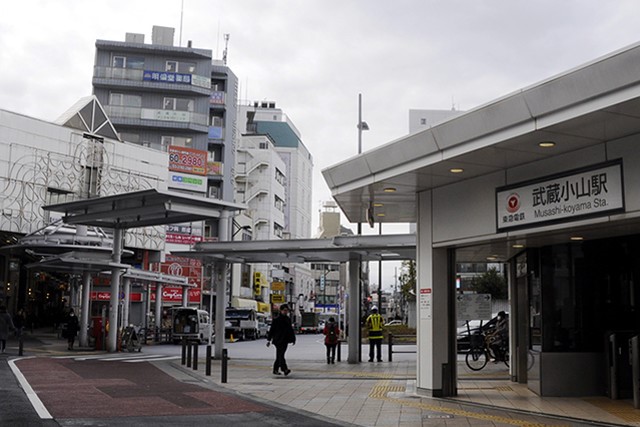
[496,160,624,232]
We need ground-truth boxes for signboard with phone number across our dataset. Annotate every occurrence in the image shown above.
[168,146,207,175]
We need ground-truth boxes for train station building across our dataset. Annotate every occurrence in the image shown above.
[323,43,640,399]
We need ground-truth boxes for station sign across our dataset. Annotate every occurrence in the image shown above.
[496,160,624,232]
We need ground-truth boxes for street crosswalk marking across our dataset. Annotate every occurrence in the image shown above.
[54,353,180,363]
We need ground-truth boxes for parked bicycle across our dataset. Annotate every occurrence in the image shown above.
[465,331,509,371]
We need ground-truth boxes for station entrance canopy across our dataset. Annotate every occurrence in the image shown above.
[171,233,416,264]
[41,188,246,353]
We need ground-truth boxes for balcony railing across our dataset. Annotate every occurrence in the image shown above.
[94,66,211,89]
[104,105,208,126]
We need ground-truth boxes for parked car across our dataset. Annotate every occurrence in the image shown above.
[456,316,500,353]
[384,320,404,327]
[256,313,270,338]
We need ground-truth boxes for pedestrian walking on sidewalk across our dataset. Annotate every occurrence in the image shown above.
[0,305,15,354]
[13,308,26,338]
[323,317,340,364]
[266,304,296,376]
[65,309,80,350]
[366,306,384,362]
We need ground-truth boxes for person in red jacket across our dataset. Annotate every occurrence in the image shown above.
[323,317,340,364]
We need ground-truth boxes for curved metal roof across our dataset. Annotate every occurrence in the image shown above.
[172,233,415,264]
[42,188,245,229]
[322,42,640,225]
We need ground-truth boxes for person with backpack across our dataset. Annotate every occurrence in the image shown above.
[323,317,340,364]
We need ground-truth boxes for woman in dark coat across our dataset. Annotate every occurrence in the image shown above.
[0,305,15,354]
[266,304,296,376]
[66,309,80,350]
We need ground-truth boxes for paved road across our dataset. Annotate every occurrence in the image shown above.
[2,334,354,426]
[9,355,349,427]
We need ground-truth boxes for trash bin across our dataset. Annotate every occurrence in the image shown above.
[605,331,634,399]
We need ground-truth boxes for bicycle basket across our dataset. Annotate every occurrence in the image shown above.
[469,333,484,348]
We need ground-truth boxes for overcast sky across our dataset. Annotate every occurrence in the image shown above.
[2,1,640,288]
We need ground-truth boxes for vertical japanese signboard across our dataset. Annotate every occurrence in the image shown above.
[419,288,432,319]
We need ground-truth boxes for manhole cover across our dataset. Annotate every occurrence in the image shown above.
[425,414,454,419]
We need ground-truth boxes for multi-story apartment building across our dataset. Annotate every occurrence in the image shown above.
[233,134,287,307]
[237,101,315,318]
[91,26,239,312]
[92,25,237,219]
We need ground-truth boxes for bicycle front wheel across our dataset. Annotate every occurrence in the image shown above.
[465,348,489,371]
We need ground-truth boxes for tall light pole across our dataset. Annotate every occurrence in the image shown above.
[354,93,369,362]
[357,93,370,235]
[378,222,382,318]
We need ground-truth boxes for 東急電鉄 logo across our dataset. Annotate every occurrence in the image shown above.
[506,193,520,213]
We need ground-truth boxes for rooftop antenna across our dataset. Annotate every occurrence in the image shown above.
[451,95,456,111]
[223,34,230,64]
[179,0,184,47]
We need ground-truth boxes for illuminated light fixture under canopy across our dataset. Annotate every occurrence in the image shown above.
[539,141,556,148]
[570,236,584,241]
[376,213,386,217]
[512,244,525,249]
[373,202,384,207]
[383,187,396,193]
[486,255,499,261]
[449,167,464,173]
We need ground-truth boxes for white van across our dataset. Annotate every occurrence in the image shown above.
[171,307,214,344]
[256,312,270,338]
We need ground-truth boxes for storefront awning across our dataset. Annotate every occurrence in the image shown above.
[232,297,258,310]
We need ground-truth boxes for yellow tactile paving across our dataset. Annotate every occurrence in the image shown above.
[585,397,640,422]
[370,380,570,427]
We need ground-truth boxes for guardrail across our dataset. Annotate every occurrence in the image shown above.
[387,333,417,362]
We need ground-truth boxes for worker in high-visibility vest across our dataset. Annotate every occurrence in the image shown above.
[366,306,384,362]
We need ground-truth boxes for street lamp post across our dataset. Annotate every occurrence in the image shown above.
[355,93,369,363]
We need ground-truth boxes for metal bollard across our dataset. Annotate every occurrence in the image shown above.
[186,341,192,368]
[388,333,393,362]
[206,345,212,376]
[192,342,198,371]
[221,348,228,383]
[181,338,187,365]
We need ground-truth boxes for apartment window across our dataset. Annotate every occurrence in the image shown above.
[275,168,286,185]
[274,222,284,238]
[259,142,268,150]
[112,55,144,69]
[162,136,192,150]
[110,93,141,107]
[211,81,226,91]
[166,60,196,73]
[163,97,194,112]
[274,195,285,212]
[211,116,224,127]
[420,118,427,125]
